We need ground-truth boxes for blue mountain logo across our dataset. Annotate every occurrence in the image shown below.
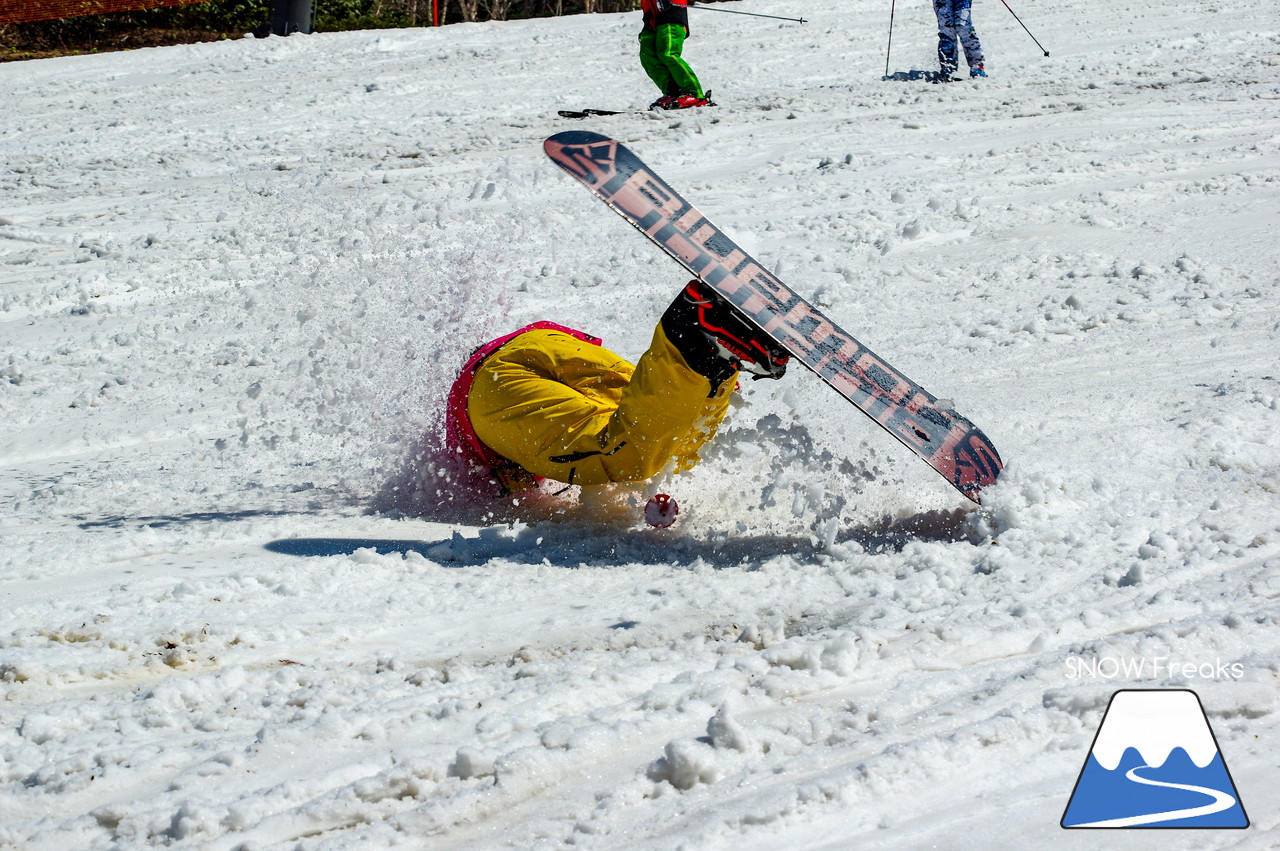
[1062,689,1248,828]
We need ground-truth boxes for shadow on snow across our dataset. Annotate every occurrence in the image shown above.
[262,506,977,569]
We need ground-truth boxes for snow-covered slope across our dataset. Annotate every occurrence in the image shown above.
[2,0,1278,847]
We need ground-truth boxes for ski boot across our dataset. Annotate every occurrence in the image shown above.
[661,279,790,388]
[670,91,715,109]
[649,94,678,110]
[970,65,987,78]
[934,64,960,83]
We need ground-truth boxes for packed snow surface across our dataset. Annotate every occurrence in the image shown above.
[2,0,1279,847]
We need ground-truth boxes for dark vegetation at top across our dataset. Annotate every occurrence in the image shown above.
[1,0,640,62]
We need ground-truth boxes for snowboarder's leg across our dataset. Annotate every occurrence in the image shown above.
[466,328,733,486]
[933,0,960,76]
[638,30,677,96]
[653,23,704,99]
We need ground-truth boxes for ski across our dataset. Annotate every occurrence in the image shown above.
[883,70,964,83]
[558,109,628,119]
[542,131,1003,503]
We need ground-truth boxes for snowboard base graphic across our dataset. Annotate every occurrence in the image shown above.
[543,131,1002,502]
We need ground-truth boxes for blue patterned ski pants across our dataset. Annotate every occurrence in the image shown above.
[934,0,984,73]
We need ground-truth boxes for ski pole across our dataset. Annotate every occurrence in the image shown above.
[687,3,807,24]
[884,0,897,77]
[997,0,1049,56]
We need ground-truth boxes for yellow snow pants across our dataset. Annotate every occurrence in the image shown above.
[467,325,734,486]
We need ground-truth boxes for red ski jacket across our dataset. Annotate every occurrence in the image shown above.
[641,0,690,32]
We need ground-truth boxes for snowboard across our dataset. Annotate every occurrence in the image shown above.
[543,131,1003,503]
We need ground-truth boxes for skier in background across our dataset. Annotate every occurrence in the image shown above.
[445,280,789,496]
[934,0,986,79]
[640,0,714,109]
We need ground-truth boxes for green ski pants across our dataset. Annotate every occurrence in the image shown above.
[639,24,704,99]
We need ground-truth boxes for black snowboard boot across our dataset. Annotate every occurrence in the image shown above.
[661,279,790,389]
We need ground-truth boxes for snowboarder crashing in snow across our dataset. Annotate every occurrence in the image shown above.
[640,0,713,109]
[445,280,789,496]
[934,0,986,79]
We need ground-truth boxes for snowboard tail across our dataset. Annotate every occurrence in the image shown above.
[543,131,1003,502]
